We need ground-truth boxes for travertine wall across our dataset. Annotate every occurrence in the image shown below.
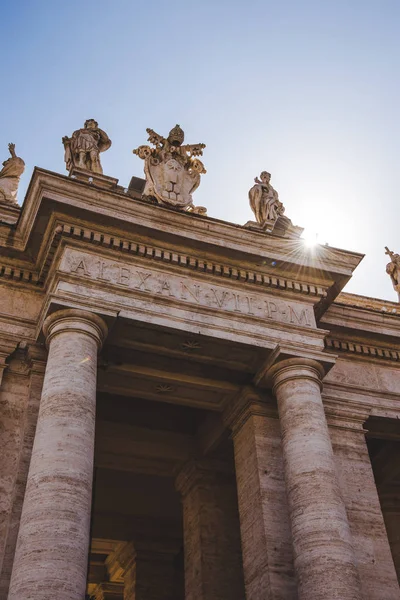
[232,412,297,599]
[176,461,245,600]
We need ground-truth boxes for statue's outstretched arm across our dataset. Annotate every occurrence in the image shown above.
[8,143,16,158]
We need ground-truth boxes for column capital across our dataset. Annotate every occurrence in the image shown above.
[43,309,108,350]
[223,386,277,437]
[269,357,325,393]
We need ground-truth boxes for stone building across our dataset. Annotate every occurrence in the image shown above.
[0,124,399,600]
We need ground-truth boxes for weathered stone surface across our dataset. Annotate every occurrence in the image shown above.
[271,359,363,600]
[0,348,45,599]
[0,162,399,600]
[8,309,107,600]
[329,421,400,599]
[0,355,30,577]
[176,461,245,600]
[227,396,297,599]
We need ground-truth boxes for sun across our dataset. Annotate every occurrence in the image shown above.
[302,229,319,248]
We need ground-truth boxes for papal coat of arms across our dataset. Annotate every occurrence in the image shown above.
[133,125,207,213]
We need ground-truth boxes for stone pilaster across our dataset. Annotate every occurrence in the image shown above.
[270,358,362,600]
[0,341,27,578]
[326,408,400,599]
[175,460,245,600]
[0,344,46,599]
[224,390,296,600]
[8,309,107,600]
[106,540,179,600]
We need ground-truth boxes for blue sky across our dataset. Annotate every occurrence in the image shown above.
[1,0,399,300]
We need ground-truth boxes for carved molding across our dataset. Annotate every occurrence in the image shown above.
[223,386,277,436]
[325,336,400,363]
[0,221,329,302]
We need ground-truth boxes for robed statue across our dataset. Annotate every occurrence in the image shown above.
[248,171,284,230]
[62,119,111,175]
[385,247,400,301]
[0,143,25,204]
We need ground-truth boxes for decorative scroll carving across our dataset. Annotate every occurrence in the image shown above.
[62,119,111,174]
[0,143,25,204]
[133,125,207,213]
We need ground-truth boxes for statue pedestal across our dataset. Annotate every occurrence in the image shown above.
[244,215,303,239]
[69,168,119,191]
[0,201,21,225]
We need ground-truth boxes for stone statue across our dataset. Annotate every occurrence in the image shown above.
[385,247,400,300]
[133,125,207,213]
[248,171,285,230]
[62,119,111,175]
[0,143,25,204]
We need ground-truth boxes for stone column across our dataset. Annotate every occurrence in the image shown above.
[8,309,107,600]
[270,358,362,600]
[224,392,296,600]
[175,460,245,600]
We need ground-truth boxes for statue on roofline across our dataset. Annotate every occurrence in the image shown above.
[248,171,285,231]
[0,143,25,204]
[133,124,207,214]
[385,247,400,301]
[62,119,111,175]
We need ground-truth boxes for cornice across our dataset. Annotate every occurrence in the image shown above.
[0,219,331,302]
[325,336,400,363]
[5,168,364,278]
[335,292,399,313]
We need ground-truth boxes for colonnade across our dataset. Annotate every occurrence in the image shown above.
[8,309,364,600]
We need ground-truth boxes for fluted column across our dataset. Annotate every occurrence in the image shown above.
[270,358,362,600]
[8,309,107,600]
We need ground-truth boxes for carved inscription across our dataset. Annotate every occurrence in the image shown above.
[63,250,315,328]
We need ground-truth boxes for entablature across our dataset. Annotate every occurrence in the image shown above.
[0,168,363,322]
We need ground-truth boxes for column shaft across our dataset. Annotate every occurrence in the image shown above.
[272,359,362,600]
[8,309,107,600]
